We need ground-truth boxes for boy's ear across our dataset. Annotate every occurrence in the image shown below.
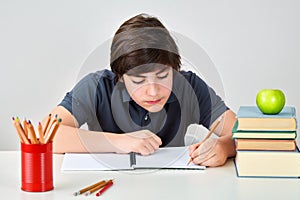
[119,76,124,82]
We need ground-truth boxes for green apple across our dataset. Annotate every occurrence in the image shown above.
[256,89,285,114]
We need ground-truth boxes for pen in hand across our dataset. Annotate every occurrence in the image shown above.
[187,117,222,165]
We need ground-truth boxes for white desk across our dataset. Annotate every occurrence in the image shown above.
[1,151,299,200]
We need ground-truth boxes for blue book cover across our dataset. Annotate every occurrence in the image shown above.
[237,106,296,119]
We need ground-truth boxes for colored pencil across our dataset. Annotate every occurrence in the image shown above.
[12,115,62,145]
[44,114,57,140]
[43,113,51,135]
[38,122,45,144]
[84,181,108,196]
[23,118,28,138]
[96,180,114,197]
[73,180,107,196]
[44,118,61,144]
[15,117,30,144]
[12,117,30,144]
[27,120,38,144]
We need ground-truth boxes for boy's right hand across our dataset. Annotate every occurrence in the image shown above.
[108,130,162,156]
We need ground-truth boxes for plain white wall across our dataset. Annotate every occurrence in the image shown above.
[1,0,300,150]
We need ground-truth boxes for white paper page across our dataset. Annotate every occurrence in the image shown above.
[61,153,132,171]
[135,146,206,170]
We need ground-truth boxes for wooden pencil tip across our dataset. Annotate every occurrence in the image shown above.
[187,158,192,166]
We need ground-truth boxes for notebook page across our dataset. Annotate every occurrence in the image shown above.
[135,146,206,169]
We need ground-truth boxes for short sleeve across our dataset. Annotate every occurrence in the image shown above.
[181,71,228,129]
[59,73,100,127]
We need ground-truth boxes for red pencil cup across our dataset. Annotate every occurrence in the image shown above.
[21,142,54,192]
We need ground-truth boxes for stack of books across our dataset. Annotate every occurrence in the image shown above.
[233,106,300,178]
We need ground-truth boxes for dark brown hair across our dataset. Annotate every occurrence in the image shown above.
[110,14,181,83]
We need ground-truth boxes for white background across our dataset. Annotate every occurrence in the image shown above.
[1,0,299,150]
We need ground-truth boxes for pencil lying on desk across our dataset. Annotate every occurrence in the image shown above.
[84,180,109,196]
[187,117,222,165]
[96,179,114,197]
[73,180,107,196]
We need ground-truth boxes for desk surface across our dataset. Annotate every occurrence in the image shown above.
[1,151,299,200]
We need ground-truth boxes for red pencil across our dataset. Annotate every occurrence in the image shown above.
[96,180,113,197]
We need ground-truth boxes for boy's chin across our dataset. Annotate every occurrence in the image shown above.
[146,104,164,113]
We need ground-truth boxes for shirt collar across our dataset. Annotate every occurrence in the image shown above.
[122,88,131,102]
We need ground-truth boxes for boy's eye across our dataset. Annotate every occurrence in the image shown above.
[132,79,145,84]
[130,72,169,84]
[157,73,169,79]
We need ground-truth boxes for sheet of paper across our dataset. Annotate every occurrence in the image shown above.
[135,146,206,169]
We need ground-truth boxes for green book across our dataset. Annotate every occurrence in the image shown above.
[236,106,297,131]
[232,120,297,139]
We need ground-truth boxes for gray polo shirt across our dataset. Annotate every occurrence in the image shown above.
[59,69,228,147]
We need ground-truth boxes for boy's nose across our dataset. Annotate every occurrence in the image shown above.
[146,83,159,96]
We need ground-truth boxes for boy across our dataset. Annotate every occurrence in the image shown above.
[47,13,236,167]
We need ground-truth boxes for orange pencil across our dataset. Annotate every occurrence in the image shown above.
[38,122,45,144]
[43,113,51,136]
[23,118,28,138]
[12,117,29,144]
[15,117,30,144]
[73,180,107,196]
[187,117,222,165]
[44,114,57,140]
[45,118,62,143]
[27,120,38,144]
[84,180,108,196]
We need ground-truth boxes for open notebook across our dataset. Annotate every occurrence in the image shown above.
[61,146,206,171]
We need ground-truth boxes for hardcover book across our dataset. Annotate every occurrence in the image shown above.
[232,121,297,139]
[235,139,296,151]
[236,106,297,131]
[234,147,300,178]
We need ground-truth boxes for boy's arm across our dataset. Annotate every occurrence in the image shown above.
[214,109,237,158]
[43,106,162,155]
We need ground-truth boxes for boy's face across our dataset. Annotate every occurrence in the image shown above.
[122,67,173,113]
